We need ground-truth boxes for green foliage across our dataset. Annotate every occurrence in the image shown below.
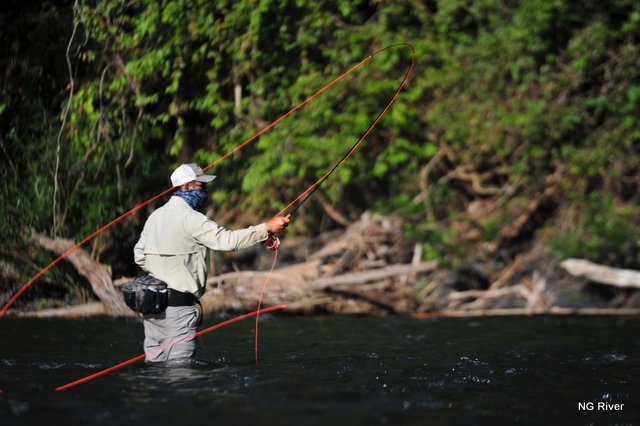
[550,195,640,264]
[422,226,467,266]
[1,0,639,278]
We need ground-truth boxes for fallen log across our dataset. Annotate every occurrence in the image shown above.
[30,232,132,316]
[560,258,640,289]
[20,301,640,319]
[411,307,640,318]
[16,302,108,318]
[203,260,436,291]
[207,270,303,288]
[198,261,436,315]
[308,261,438,289]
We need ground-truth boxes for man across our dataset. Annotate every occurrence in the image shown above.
[134,163,290,364]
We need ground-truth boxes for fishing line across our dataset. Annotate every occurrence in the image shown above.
[274,44,415,218]
[253,43,415,364]
[0,47,375,318]
[55,304,287,391]
[254,243,280,365]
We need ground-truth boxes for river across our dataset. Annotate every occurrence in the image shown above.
[1,314,638,425]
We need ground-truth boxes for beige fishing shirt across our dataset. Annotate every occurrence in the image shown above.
[134,196,269,297]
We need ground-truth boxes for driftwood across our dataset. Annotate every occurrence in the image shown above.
[19,213,639,319]
[412,307,640,318]
[310,212,404,261]
[29,232,132,317]
[208,270,303,288]
[198,259,437,315]
[444,270,551,312]
[308,261,438,289]
[561,258,640,289]
[196,212,434,315]
[17,302,106,318]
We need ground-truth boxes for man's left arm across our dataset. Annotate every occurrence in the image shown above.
[133,230,147,270]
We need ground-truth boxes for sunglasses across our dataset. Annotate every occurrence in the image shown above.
[191,181,207,189]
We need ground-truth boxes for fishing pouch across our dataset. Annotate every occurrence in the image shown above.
[121,274,168,314]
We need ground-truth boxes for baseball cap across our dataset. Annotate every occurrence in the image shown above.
[170,163,217,187]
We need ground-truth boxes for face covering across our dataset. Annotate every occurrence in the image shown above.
[174,188,208,211]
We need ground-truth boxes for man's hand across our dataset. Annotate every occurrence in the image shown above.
[266,214,291,234]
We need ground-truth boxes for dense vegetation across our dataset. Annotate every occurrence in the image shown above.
[1,0,639,301]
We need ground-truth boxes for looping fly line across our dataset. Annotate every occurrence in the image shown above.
[253,44,415,364]
[0,43,415,319]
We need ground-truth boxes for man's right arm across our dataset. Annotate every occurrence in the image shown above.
[266,215,290,234]
[187,212,289,252]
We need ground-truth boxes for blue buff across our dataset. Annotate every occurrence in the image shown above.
[174,189,209,211]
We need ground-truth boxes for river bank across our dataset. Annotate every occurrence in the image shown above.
[5,213,640,319]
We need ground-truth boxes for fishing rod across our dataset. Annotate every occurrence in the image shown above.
[0,43,412,318]
[275,43,415,218]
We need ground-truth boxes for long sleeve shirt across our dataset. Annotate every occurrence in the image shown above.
[134,196,269,297]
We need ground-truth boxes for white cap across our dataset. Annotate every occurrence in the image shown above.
[170,163,217,187]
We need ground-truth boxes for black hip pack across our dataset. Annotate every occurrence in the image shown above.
[122,274,168,314]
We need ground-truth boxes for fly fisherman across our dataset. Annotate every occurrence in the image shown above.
[133,163,290,364]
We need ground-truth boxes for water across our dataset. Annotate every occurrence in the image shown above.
[1,314,638,425]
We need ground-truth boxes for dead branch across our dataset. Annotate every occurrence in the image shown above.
[30,232,132,316]
[309,261,438,289]
[309,212,406,267]
[443,164,506,196]
[412,307,640,318]
[525,270,551,311]
[489,255,524,289]
[495,186,559,252]
[561,259,640,288]
[16,302,106,318]
[413,141,456,220]
[206,270,304,288]
[465,182,521,222]
[446,270,551,312]
[315,191,352,227]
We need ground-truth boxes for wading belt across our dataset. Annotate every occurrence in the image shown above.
[167,289,195,307]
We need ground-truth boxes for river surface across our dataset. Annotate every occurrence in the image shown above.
[1,314,638,425]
